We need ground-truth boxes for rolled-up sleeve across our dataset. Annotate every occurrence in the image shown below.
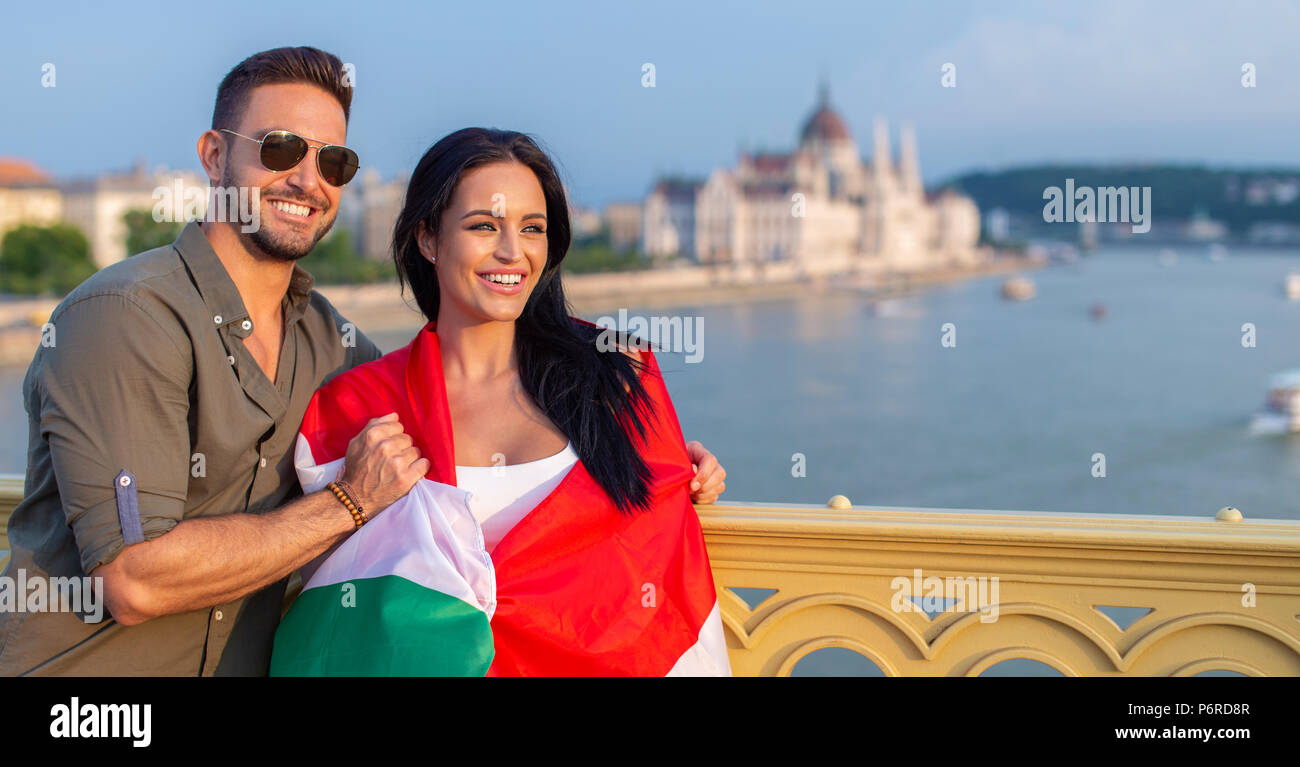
[36,292,193,574]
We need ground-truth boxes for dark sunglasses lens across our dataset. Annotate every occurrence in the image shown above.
[318,146,360,186]
[260,132,308,172]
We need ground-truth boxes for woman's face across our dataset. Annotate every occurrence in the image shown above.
[418,160,549,325]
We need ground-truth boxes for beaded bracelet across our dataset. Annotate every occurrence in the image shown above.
[327,479,369,529]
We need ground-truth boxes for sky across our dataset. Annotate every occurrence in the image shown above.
[3,0,1300,207]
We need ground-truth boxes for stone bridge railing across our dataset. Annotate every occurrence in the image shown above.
[3,477,1298,676]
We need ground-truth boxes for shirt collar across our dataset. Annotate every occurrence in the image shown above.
[173,221,316,335]
[286,262,315,323]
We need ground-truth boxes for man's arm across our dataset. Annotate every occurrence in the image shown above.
[685,440,726,504]
[98,413,426,625]
[37,293,424,626]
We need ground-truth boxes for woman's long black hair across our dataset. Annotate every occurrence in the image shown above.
[393,127,656,514]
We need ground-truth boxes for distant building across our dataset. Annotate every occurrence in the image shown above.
[1079,219,1098,250]
[985,208,1011,242]
[3,158,411,267]
[603,202,642,252]
[641,84,982,274]
[1184,211,1228,241]
[1249,222,1300,245]
[1243,177,1300,206]
[350,168,408,261]
[643,178,699,261]
[0,158,63,240]
[570,205,602,240]
[61,161,206,267]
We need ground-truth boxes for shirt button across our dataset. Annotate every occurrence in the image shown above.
[260,457,267,468]
[241,320,253,331]
[227,355,236,365]
[118,475,131,487]
[214,610,223,621]
[213,314,223,324]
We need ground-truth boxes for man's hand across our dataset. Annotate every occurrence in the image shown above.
[339,412,429,517]
[685,440,725,505]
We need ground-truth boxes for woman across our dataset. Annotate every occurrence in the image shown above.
[270,128,731,676]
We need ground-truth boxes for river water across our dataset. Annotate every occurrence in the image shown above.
[607,246,1300,523]
[3,245,1296,674]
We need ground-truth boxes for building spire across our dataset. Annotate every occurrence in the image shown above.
[873,115,892,178]
[818,76,830,108]
[900,123,921,196]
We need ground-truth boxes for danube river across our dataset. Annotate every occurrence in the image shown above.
[6,246,1300,516]
[565,245,1299,524]
[3,246,1298,674]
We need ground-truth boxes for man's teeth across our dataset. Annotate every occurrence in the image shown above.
[482,273,522,285]
[271,201,311,217]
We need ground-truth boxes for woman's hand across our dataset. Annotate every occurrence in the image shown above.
[685,440,726,505]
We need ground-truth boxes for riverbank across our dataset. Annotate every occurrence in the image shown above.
[318,252,1043,334]
[0,252,1041,365]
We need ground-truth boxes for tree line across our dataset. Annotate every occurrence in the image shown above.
[948,164,1300,234]
[1,211,652,297]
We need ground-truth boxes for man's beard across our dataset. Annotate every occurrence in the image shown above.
[222,168,335,262]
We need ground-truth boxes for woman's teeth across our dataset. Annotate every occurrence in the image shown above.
[482,273,522,285]
[271,201,311,217]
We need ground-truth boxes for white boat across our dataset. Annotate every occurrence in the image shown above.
[869,298,906,317]
[1001,276,1036,301]
[1250,369,1300,434]
[1286,273,1300,301]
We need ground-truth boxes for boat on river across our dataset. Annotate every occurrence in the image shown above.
[1251,369,1300,434]
[1286,273,1300,301]
[1000,276,1036,301]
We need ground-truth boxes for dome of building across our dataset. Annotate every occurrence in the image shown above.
[799,83,852,145]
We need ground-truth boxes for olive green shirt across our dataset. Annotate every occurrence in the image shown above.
[0,221,382,676]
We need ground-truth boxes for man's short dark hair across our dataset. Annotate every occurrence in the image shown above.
[212,46,352,131]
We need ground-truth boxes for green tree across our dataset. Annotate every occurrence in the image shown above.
[0,223,96,296]
[301,228,394,285]
[123,209,182,256]
[564,233,648,273]
[947,163,1300,236]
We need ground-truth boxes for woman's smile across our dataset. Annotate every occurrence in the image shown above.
[475,269,528,295]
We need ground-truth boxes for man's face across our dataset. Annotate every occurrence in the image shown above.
[220,82,348,261]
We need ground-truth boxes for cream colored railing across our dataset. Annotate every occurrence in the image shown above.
[699,497,1300,676]
[3,477,1298,676]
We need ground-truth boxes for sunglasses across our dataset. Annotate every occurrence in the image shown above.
[219,129,360,187]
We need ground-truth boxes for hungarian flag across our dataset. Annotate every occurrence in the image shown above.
[270,320,731,676]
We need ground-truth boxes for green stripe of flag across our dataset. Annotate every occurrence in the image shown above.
[271,574,494,676]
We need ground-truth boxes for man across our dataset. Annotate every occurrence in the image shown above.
[0,46,725,676]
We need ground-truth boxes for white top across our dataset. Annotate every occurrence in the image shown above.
[455,442,578,553]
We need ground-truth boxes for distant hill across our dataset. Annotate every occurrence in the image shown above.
[945,165,1300,235]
